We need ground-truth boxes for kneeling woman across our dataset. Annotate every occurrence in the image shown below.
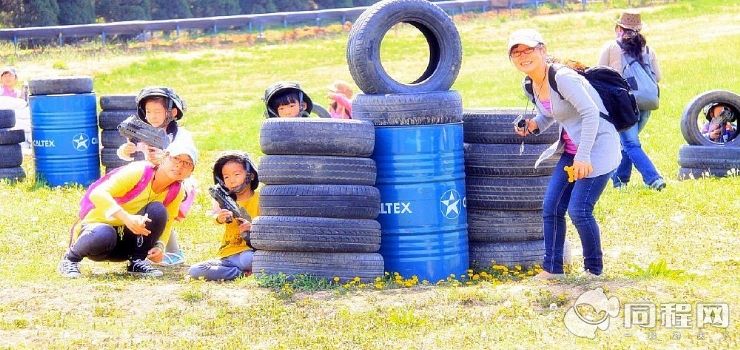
[508,29,620,278]
[58,142,197,278]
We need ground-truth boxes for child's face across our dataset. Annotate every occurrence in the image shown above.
[277,102,305,118]
[144,100,176,128]
[221,160,250,192]
[1,73,16,88]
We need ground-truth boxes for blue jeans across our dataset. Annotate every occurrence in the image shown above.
[612,110,662,186]
[542,153,612,275]
[188,250,254,281]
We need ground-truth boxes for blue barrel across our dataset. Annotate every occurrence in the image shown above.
[30,93,100,186]
[373,123,469,282]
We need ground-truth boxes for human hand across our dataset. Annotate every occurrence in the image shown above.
[144,145,164,163]
[147,247,163,263]
[237,218,251,233]
[121,142,136,157]
[215,209,233,224]
[124,213,151,236]
[572,160,593,180]
[709,128,721,140]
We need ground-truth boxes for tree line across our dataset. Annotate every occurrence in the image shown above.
[0,0,385,28]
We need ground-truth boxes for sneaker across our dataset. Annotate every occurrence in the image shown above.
[158,251,185,266]
[579,270,604,281]
[649,178,666,191]
[533,270,565,281]
[58,256,81,278]
[127,259,163,277]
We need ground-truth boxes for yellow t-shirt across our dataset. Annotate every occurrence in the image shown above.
[218,192,260,258]
[72,162,185,247]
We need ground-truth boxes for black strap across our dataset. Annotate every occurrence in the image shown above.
[524,64,563,103]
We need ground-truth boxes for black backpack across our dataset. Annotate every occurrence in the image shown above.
[524,64,639,132]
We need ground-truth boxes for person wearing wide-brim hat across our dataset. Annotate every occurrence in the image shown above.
[598,11,665,191]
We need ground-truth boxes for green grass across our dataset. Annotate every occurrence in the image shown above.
[0,1,739,348]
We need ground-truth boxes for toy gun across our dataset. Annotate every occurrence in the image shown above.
[711,109,735,143]
[564,166,576,183]
[117,115,170,150]
[208,184,252,242]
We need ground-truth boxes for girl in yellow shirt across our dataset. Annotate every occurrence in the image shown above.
[188,152,260,281]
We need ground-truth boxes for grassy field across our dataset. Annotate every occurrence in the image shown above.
[0,0,739,349]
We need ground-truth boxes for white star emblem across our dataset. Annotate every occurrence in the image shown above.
[440,190,460,219]
[72,133,89,151]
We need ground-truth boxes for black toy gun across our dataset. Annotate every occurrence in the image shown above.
[117,115,170,150]
[208,184,252,241]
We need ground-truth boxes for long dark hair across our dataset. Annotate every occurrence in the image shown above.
[619,31,647,64]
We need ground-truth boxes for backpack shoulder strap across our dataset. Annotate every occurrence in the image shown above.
[523,76,535,104]
[163,181,182,207]
[548,64,564,100]
[116,163,156,203]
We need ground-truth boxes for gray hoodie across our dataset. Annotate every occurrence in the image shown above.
[528,66,621,177]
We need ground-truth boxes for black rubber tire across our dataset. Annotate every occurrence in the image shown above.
[346,0,462,94]
[0,166,25,182]
[469,240,544,269]
[678,167,736,180]
[28,76,93,95]
[260,184,380,219]
[99,110,136,129]
[466,176,550,211]
[464,143,559,177]
[250,216,381,253]
[680,90,740,147]
[0,144,22,167]
[352,91,463,126]
[311,104,332,118]
[101,147,133,170]
[0,128,25,145]
[468,209,543,243]
[678,145,740,169]
[260,118,375,157]
[252,251,384,283]
[258,155,376,186]
[463,108,560,144]
[0,110,15,129]
[100,129,128,148]
[100,95,137,110]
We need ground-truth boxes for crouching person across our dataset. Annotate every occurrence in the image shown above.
[188,152,260,281]
[58,142,198,278]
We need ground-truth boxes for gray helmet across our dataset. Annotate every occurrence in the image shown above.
[136,86,186,122]
[263,81,313,118]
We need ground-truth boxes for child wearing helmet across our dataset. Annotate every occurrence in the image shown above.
[117,87,197,266]
[701,103,737,143]
[188,151,260,281]
[263,81,313,118]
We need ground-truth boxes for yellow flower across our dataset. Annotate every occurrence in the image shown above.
[333,276,340,282]
[353,276,361,282]
[472,274,480,280]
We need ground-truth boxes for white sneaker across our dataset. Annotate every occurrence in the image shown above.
[58,256,81,278]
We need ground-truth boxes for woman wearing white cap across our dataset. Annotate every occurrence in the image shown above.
[599,11,665,191]
[58,142,197,278]
[509,29,621,279]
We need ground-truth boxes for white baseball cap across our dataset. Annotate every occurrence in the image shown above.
[166,141,198,167]
[508,29,545,54]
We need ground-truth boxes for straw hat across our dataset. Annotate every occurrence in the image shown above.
[616,11,642,32]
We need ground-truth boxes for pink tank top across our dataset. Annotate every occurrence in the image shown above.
[541,99,578,155]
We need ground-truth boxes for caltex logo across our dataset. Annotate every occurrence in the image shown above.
[72,133,90,151]
[439,189,461,219]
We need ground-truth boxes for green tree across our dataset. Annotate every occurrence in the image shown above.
[240,0,276,14]
[95,0,151,22]
[14,0,60,27]
[190,0,240,17]
[57,0,95,25]
[151,0,191,19]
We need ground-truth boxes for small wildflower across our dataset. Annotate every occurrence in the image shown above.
[333,276,340,283]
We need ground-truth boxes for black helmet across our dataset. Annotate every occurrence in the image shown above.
[212,151,259,194]
[136,86,186,122]
[703,103,735,122]
[263,81,313,118]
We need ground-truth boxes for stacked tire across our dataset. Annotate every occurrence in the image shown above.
[463,108,561,269]
[252,118,384,282]
[0,109,26,182]
[678,90,740,179]
[98,95,138,172]
[347,0,471,282]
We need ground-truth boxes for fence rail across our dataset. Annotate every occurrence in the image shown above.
[0,0,672,45]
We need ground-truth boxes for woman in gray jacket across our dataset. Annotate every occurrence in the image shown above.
[509,29,621,279]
